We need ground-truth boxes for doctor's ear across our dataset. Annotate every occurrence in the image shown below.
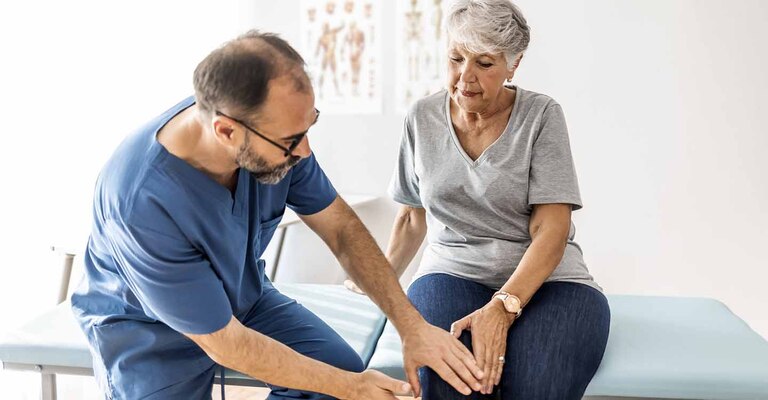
[212,116,237,142]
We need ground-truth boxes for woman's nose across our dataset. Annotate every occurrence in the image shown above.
[460,64,475,82]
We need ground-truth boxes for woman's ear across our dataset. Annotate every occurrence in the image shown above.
[510,53,523,74]
[507,54,524,82]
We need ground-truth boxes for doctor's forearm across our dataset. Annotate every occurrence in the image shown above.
[190,317,356,399]
[336,218,424,332]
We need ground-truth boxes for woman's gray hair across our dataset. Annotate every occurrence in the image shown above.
[445,0,530,68]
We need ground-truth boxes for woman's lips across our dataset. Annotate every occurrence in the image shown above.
[460,90,478,97]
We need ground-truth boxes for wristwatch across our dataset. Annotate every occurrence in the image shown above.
[493,291,523,319]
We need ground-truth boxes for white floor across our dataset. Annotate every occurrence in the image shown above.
[0,370,676,400]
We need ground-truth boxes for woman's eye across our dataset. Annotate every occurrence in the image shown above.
[450,57,463,63]
[478,62,493,68]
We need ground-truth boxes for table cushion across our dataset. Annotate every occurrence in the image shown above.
[367,295,768,400]
[0,300,92,369]
[0,283,386,382]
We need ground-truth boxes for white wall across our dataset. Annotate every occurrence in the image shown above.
[1,0,767,397]
[0,0,261,397]
[512,0,768,339]
[250,0,768,339]
[0,0,256,326]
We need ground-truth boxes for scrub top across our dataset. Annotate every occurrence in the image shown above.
[70,96,337,397]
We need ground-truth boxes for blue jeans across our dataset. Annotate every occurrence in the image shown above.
[408,274,610,400]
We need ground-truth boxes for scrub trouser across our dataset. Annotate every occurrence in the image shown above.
[140,284,365,400]
[408,274,610,400]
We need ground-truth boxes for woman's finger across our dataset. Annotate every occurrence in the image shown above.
[450,332,475,360]
[471,329,486,374]
[450,316,471,338]
[484,338,496,393]
[343,279,365,295]
[489,351,502,393]
[495,343,507,386]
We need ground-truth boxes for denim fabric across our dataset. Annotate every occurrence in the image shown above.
[408,273,610,400]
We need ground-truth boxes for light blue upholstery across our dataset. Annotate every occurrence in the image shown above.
[4,290,768,399]
[0,283,386,385]
[222,284,387,383]
[274,283,386,365]
[367,319,406,380]
[589,295,768,399]
[367,295,768,400]
[0,300,92,370]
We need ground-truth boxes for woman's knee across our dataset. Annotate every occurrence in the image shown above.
[419,367,481,400]
[407,273,493,330]
[499,283,610,399]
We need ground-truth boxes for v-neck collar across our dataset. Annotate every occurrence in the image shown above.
[444,85,521,168]
[151,97,249,217]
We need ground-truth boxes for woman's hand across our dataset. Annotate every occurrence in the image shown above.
[450,300,515,394]
[343,279,366,295]
[400,319,484,397]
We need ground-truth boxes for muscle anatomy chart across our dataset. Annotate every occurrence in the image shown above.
[301,0,383,114]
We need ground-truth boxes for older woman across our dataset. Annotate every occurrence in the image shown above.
[375,0,609,398]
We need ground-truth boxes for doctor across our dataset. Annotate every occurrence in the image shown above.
[71,30,483,399]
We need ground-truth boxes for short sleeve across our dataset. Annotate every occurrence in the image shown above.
[528,104,583,210]
[286,152,338,215]
[104,218,233,335]
[388,116,423,207]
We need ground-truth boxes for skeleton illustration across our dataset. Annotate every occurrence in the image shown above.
[432,0,443,78]
[404,0,423,82]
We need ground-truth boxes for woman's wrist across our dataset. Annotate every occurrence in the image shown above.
[487,299,517,326]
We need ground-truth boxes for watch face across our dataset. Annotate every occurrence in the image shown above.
[505,297,520,313]
[495,293,521,314]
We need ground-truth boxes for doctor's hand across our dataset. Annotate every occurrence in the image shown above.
[346,370,412,400]
[400,319,485,397]
[450,301,515,395]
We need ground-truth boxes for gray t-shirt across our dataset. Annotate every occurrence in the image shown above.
[389,86,601,292]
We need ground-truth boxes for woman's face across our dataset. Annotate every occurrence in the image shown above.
[446,41,514,114]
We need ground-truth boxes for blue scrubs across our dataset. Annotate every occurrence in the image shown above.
[71,97,363,399]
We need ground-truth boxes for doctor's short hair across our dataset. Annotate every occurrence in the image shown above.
[445,0,531,68]
[193,30,310,120]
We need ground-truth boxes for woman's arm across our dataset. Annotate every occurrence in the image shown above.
[344,205,426,294]
[386,205,427,277]
[450,203,573,394]
[498,203,572,306]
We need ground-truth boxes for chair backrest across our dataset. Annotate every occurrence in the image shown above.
[271,197,424,286]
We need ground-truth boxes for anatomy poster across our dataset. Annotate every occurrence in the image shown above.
[396,0,448,113]
[301,0,383,114]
